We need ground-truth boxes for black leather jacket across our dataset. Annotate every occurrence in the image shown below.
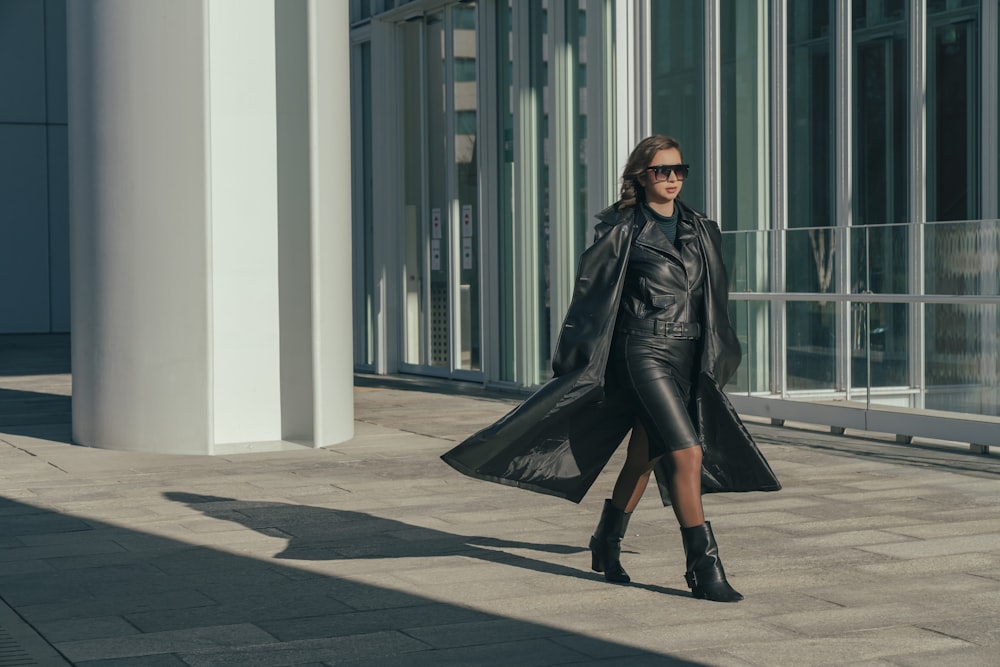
[616,206,706,333]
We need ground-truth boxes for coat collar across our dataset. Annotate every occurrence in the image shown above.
[596,198,706,226]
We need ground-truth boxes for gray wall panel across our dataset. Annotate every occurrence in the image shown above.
[48,125,69,332]
[45,0,68,124]
[0,124,49,332]
[0,0,46,122]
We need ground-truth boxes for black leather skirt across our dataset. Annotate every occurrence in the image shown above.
[609,322,700,459]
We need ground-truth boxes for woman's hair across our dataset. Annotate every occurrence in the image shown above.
[618,135,683,208]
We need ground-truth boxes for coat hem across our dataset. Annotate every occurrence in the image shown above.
[440,455,586,504]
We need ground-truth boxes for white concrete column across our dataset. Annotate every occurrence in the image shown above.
[67,0,354,454]
[275,0,355,448]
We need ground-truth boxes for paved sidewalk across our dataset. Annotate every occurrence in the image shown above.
[1,334,1000,666]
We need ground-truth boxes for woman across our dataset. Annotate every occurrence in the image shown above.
[442,135,779,602]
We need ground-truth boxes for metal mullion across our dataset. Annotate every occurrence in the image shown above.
[771,0,788,397]
[512,0,541,386]
[586,0,616,214]
[982,0,999,220]
[349,44,370,370]
[444,7,461,377]
[615,0,643,152]
[909,0,926,406]
[549,0,572,356]
[374,18,400,374]
[835,0,853,396]
[704,0,721,220]
[418,21,432,369]
[980,0,999,404]
[636,0,651,137]
[478,0,501,384]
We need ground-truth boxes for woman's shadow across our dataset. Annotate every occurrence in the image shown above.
[164,492,688,597]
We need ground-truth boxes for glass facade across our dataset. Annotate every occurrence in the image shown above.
[650,0,706,211]
[350,41,374,368]
[350,0,1000,444]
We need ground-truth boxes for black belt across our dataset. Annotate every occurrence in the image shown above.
[617,316,701,339]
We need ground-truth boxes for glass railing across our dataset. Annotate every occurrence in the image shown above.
[723,219,1000,421]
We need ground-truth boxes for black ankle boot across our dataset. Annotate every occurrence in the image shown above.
[679,522,743,602]
[590,500,632,583]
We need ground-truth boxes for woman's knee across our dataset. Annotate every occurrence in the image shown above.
[670,445,702,472]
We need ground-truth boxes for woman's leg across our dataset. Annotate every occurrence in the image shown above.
[611,422,658,513]
[591,422,656,583]
[664,447,743,602]
[663,445,705,528]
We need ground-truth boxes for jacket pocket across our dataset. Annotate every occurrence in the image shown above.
[651,293,676,308]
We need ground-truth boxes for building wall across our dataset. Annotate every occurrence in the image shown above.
[0,0,68,333]
[349,0,1000,447]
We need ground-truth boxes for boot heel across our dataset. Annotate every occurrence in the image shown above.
[590,500,631,583]
[589,537,604,573]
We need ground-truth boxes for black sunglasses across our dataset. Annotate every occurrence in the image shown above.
[646,164,690,182]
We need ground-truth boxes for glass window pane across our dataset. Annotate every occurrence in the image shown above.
[426,11,449,369]
[787,300,837,391]
[728,300,771,394]
[786,228,838,293]
[650,0,706,211]
[538,1,551,377]
[351,43,374,366]
[350,0,370,24]
[455,57,477,82]
[928,0,979,12]
[787,0,834,229]
[853,16,908,225]
[853,0,905,29]
[850,301,909,390]
[573,0,588,260]
[498,1,515,382]
[850,224,908,294]
[401,21,425,366]
[453,4,480,372]
[927,7,980,221]
[724,230,771,293]
[926,303,1000,417]
[925,219,1000,296]
[721,0,770,233]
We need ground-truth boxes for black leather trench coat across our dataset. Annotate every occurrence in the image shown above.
[441,200,781,504]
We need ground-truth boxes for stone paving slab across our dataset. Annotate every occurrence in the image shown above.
[2,337,1000,665]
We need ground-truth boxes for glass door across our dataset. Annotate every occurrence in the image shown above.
[399,4,482,379]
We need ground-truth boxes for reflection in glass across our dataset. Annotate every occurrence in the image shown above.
[850,301,908,390]
[788,0,833,229]
[786,300,836,391]
[926,303,1000,417]
[723,230,771,293]
[573,0,588,259]
[453,3,481,371]
[928,7,979,221]
[786,228,837,293]
[498,1,515,381]
[853,6,908,226]
[925,220,1000,296]
[721,0,769,233]
[426,11,449,368]
[352,43,374,365]
[650,0,706,211]
[850,224,907,294]
[537,1,551,377]
[728,300,770,394]
[401,21,425,366]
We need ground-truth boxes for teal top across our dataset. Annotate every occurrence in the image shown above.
[642,204,678,246]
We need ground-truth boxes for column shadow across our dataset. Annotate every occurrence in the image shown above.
[164,492,690,598]
[0,495,707,666]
